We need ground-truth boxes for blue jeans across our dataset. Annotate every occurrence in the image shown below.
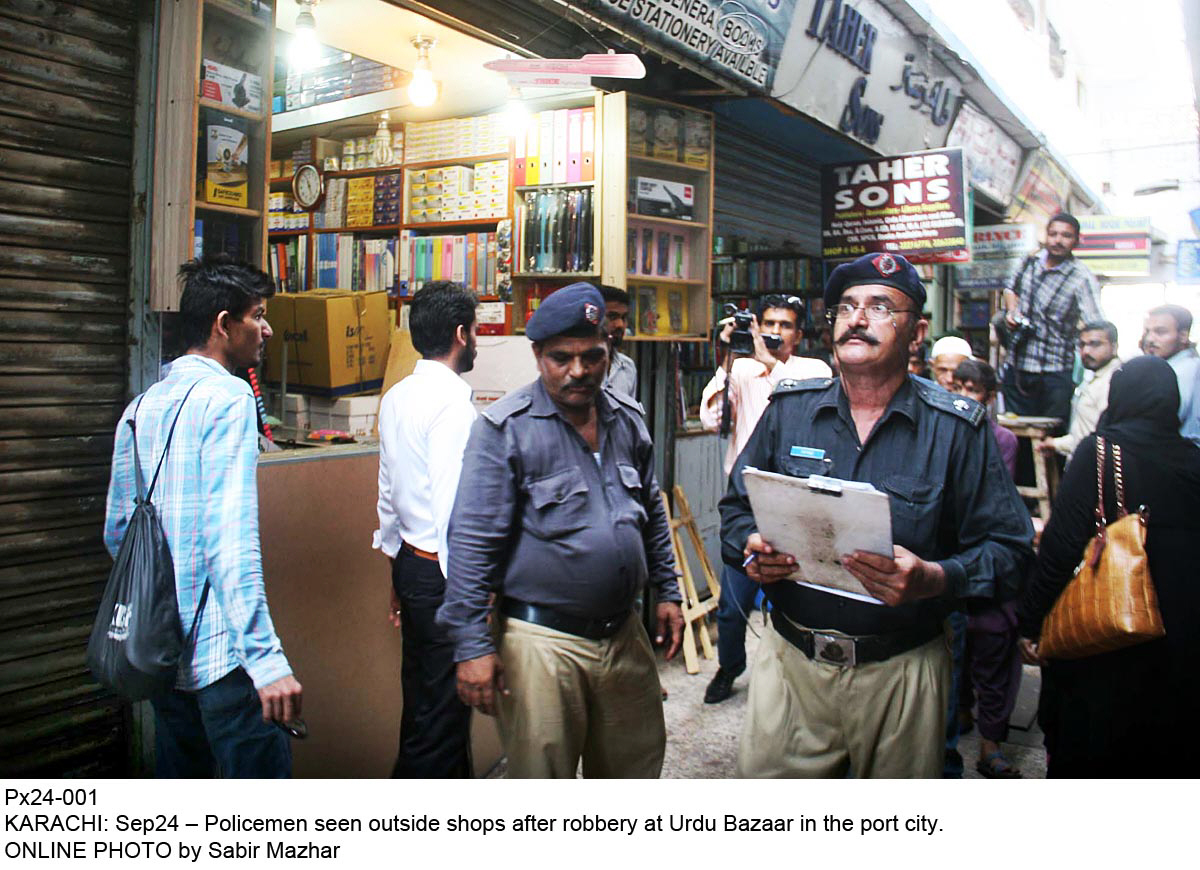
[716,564,760,675]
[152,667,292,778]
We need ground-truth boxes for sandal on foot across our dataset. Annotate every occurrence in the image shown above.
[976,751,1022,779]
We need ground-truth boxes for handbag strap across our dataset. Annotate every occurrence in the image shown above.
[1112,442,1128,518]
[1094,436,1107,531]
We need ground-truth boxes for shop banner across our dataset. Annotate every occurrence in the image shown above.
[1007,151,1070,226]
[821,147,968,261]
[1177,239,1200,284]
[1075,215,1152,276]
[953,224,1038,290]
[592,0,798,92]
[946,101,1023,206]
[771,0,960,154]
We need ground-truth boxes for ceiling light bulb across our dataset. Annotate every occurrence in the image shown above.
[290,7,320,72]
[408,36,438,107]
[501,87,530,136]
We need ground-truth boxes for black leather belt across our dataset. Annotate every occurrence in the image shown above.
[771,611,942,668]
[500,598,630,641]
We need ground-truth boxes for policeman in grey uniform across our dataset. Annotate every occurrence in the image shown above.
[438,282,684,778]
[720,252,1034,778]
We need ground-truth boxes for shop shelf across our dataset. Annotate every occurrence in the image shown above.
[625,275,707,286]
[403,217,507,230]
[196,202,261,218]
[627,213,708,229]
[514,181,594,192]
[313,224,402,234]
[629,154,710,173]
[402,153,509,170]
[511,272,599,280]
[198,97,266,123]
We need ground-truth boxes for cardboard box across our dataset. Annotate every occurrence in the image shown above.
[199,109,249,207]
[634,177,694,221]
[200,58,263,114]
[264,290,390,396]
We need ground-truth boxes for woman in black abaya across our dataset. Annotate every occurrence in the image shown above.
[1017,355,1200,777]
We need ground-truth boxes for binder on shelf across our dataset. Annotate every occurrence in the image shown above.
[566,108,583,183]
[552,108,569,184]
[538,111,554,185]
[580,107,595,182]
[513,127,527,187]
[525,123,540,186]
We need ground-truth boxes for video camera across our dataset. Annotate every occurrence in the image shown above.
[722,303,781,355]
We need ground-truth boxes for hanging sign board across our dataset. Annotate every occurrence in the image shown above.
[1008,151,1070,226]
[1075,215,1152,276]
[1177,240,1200,284]
[953,223,1037,290]
[821,147,968,261]
[592,0,799,91]
[946,101,1023,205]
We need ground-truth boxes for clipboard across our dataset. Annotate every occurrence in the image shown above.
[741,467,893,605]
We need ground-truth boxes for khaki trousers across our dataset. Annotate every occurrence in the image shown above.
[497,614,666,778]
[737,620,950,778]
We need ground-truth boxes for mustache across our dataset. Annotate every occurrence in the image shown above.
[837,329,880,346]
[564,378,596,389]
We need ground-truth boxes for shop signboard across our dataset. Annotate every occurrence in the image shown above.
[1177,239,1200,284]
[821,147,968,261]
[946,101,1023,206]
[1075,215,1152,276]
[953,224,1038,291]
[591,0,799,92]
[1007,151,1070,226]
[771,0,960,154]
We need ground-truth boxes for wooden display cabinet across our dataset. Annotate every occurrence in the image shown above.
[601,92,713,342]
[151,0,275,311]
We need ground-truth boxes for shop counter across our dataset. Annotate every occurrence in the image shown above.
[257,444,502,777]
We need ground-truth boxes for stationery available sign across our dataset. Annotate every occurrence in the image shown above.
[1075,215,1152,276]
[593,0,799,92]
[821,147,969,262]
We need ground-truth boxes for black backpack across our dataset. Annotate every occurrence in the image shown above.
[87,382,209,701]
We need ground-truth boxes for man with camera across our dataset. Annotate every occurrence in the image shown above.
[720,253,1033,777]
[698,294,831,704]
[1001,212,1104,423]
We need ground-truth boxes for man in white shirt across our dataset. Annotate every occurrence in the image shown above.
[1039,321,1121,460]
[698,294,831,703]
[376,281,479,777]
[599,284,638,401]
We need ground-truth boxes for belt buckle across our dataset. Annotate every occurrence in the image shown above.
[812,632,856,667]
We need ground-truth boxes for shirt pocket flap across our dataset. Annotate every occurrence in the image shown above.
[780,456,833,478]
[880,474,942,506]
[527,467,589,509]
[617,463,642,491]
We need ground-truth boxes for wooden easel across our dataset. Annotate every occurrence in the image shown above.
[661,485,721,674]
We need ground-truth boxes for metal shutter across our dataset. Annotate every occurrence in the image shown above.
[713,120,823,255]
[0,0,138,776]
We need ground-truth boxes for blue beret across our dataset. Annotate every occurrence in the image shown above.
[526,282,606,342]
[824,253,926,311]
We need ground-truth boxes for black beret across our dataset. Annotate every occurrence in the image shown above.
[824,252,926,311]
[526,282,606,342]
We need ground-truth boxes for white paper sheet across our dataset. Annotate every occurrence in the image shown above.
[742,467,894,605]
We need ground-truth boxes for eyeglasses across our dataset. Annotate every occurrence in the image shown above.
[826,303,919,323]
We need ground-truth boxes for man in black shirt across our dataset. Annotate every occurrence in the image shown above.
[720,252,1033,777]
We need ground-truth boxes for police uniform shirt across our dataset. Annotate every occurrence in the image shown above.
[438,379,681,663]
[719,375,1034,637]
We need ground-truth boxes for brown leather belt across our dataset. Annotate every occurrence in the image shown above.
[401,541,439,562]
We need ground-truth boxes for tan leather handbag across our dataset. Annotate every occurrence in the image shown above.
[1038,437,1165,660]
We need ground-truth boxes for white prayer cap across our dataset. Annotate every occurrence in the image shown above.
[931,336,974,361]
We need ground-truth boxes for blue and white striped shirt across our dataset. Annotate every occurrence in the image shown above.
[103,354,292,691]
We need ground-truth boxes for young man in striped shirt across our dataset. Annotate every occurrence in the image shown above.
[104,255,301,777]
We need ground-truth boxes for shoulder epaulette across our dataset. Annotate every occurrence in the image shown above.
[481,388,533,425]
[913,378,986,427]
[770,377,834,399]
[603,385,644,416]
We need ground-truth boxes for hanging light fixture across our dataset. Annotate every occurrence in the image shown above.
[290,0,320,72]
[501,85,529,137]
[408,35,438,107]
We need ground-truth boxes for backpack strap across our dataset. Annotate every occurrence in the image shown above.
[180,580,211,665]
[145,379,207,504]
[128,394,149,504]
